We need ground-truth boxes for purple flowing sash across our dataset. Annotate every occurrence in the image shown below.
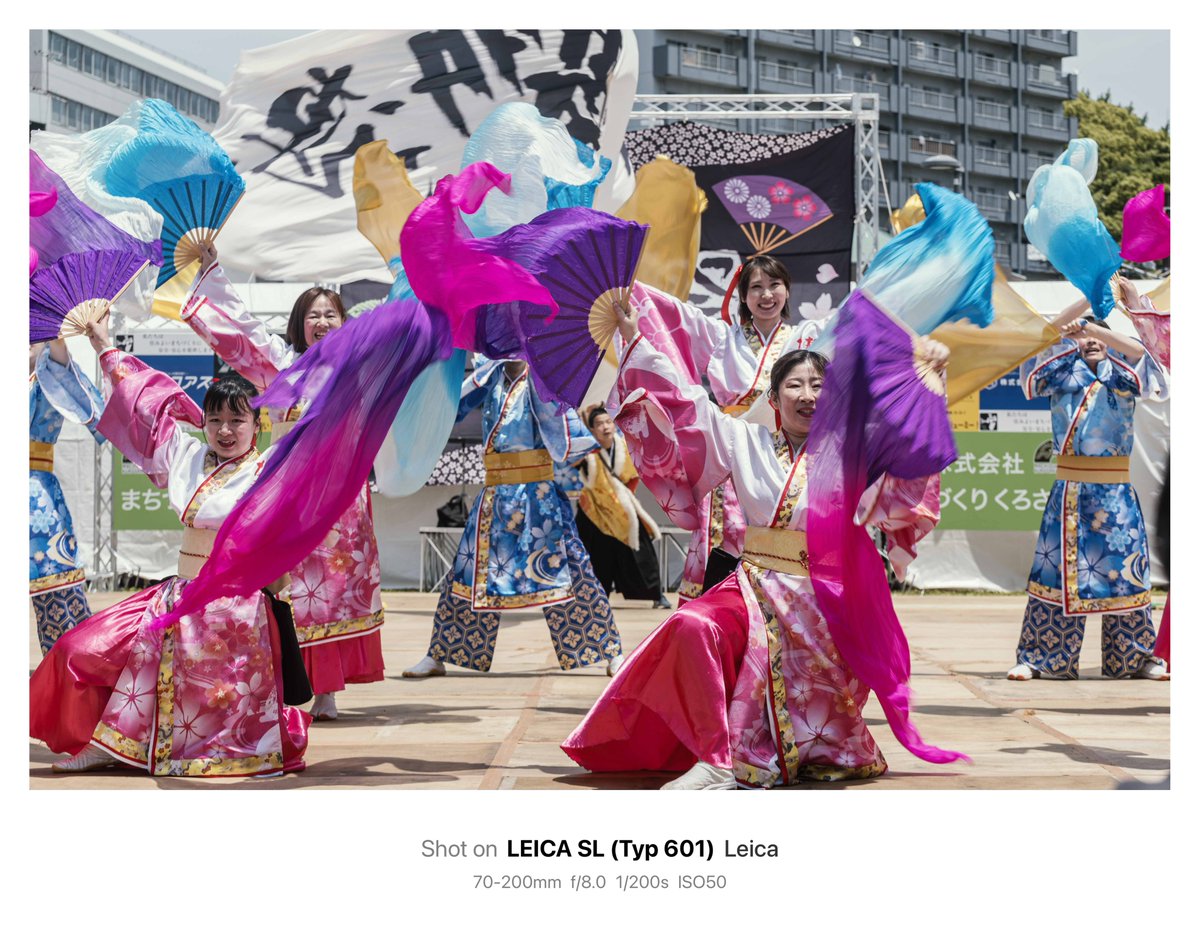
[806,291,968,765]
[151,299,451,630]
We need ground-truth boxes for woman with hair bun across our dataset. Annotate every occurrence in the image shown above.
[31,316,310,776]
[177,245,385,722]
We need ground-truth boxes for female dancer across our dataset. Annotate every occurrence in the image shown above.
[29,339,104,653]
[575,406,671,609]
[635,256,830,602]
[1007,315,1168,680]
[403,357,623,678]
[179,246,384,721]
[563,304,948,789]
[31,318,309,775]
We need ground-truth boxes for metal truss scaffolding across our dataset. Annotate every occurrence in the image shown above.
[627,93,884,281]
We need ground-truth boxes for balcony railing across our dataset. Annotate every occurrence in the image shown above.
[834,75,890,106]
[835,30,892,55]
[975,100,1010,120]
[758,61,814,86]
[975,55,1010,77]
[908,41,956,66]
[974,145,1010,167]
[1026,152,1056,170]
[974,55,1012,79]
[911,137,957,158]
[910,89,957,111]
[1029,30,1070,43]
[1026,63,1069,90]
[975,192,1009,213]
[1028,110,1068,131]
[680,47,739,74]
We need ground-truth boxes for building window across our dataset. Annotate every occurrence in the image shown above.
[50,94,118,132]
[46,32,220,125]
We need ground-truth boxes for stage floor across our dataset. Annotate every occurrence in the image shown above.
[29,591,1169,790]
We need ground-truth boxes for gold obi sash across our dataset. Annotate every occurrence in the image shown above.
[484,449,554,485]
[721,403,751,417]
[30,440,54,472]
[741,526,810,577]
[178,527,218,580]
[1056,454,1130,484]
[271,420,298,443]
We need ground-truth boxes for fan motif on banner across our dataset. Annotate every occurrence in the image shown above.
[714,174,832,256]
[104,99,245,287]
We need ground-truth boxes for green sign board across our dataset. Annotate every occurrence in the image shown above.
[939,431,1057,531]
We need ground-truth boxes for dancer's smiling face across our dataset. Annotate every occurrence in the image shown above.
[770,359,823,439]
[205,403,257,460]
[743,267,789,332]
[303,295,344,347]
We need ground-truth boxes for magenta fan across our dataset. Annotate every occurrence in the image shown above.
[714,174,833,255]
[30,249,150,342]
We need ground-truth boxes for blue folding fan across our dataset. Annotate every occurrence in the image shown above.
[103,99,244,287]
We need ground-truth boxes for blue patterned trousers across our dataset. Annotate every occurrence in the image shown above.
[31,584,92,655]
[428,534,621,672]
[1016,595,1158,679]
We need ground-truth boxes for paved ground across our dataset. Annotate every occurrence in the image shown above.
[29,591,1170,790]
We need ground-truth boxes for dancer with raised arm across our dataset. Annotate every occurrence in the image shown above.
[179,245,384,721]
[1007,314,1169,681]
[403,357,624,678]
[31,317,309,775]
[628,257,830,602]
[563,300,952,788]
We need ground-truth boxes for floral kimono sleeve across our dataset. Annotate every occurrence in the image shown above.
[533,389,599,464]
[1021,340,1079,399]
[95,349,206,488]
[856,473,942,579]
[180,262,293,392]
[613,335,757,529]
[1102,344,1168,401]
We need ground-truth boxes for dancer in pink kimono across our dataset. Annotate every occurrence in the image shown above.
[179,246,384,721]
[563,306,948,789]
[631,256,830,603]
[30,318,309,776]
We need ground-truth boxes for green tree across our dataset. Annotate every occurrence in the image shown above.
[1063,91,1170,245]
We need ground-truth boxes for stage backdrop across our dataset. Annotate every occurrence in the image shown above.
[214,29,638,283]
[623,122,855,316]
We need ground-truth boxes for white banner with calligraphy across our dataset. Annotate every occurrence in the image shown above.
[214,29,637,282]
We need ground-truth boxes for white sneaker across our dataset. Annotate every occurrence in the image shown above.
[310,692,338,721]
[402,655,446,678]
[606,654,625,677]
[661,760,736,790]
[1135,658,1170,680]
[52,743,119,773]
[1007,663,1037,680]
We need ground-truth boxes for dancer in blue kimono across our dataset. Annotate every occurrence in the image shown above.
[1008,316,1169,680]
[403,357,624,677]
[29,340,105,653]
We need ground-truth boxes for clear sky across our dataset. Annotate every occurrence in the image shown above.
[121,28,1171,132]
